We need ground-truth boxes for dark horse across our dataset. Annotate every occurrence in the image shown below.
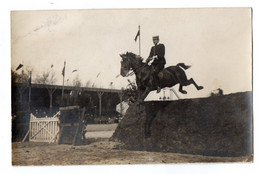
[120,52,203,101]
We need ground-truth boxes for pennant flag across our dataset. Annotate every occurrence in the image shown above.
[62,61,66,76]
[96,72,101,78]
[72,69,77,73]
[134,29,140,42]
[62,67,65,76]
[16,64,23,71]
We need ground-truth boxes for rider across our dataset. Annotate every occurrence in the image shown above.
[146,35,166,93]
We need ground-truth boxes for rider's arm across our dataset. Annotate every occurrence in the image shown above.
[146,47,154,63]
[148,46,154,58]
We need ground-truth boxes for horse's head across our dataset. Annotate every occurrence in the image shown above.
[120,53,131,77]
[120,52,143,77]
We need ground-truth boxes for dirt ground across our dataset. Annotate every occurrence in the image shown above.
[12,123,252,166]
[12,139,252,166]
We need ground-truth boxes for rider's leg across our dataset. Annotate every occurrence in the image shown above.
[153,73,161,93]
[151,65,160,93]
[153,64,165,93]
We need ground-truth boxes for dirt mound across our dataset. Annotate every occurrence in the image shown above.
[111,92,253,157]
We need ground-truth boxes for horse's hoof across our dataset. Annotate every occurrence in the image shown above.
[180,90,187,94]
[198,86,204,90]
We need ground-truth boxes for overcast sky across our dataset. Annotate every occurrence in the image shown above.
[11,8,252,100]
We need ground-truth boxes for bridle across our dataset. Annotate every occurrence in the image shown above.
[121,56,131,77]
[122,54,146,77]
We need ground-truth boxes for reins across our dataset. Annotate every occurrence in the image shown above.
[125,63,147,77]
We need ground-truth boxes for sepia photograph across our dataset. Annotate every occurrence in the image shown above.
[10,7,252,166]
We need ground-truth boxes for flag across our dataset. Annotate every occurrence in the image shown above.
[62,67,65,76]
[72,69,77,73]
[96,72,101,78]
[134,29,140,42]
[16,64,23,71]
[62,61,66,76]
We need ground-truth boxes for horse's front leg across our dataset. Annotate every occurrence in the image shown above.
[136,90,144,103]
[135,88,150,115]
[140,87,151,101]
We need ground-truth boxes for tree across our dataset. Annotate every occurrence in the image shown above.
[34,70,56,85]
[11,68,32,113]
[11,69,30,84]
[34,70,57,115]
[72,75,82,87]
[85,80,92,87]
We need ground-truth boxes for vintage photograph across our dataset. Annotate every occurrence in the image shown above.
[11,8,253,165]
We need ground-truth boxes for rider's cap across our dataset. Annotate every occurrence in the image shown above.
[152,35,159,40]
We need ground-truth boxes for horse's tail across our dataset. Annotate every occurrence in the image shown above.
[177,63,191,70]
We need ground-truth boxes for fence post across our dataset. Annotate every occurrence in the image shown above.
[97,91,104,117]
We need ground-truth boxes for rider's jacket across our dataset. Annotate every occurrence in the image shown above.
[148,43,166,66]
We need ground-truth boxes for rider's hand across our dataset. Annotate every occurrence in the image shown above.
[146,57,152,63]
[153,55,158,59]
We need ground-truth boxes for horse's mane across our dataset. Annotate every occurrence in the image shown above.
[126,52,144,63]
[126,52,136,57]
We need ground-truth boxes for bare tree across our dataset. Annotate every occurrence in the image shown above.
[11,69,30,84]
[11,68,33,107]
[34,70,57,85]
[73,75,82,87]
[33,70,57,115]
[85,80,92,87]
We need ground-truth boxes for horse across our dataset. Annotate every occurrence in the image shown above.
[120,52,203,101]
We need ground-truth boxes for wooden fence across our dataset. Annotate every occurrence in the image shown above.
[29,113,60,143]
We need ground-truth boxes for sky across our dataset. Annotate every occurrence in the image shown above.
[11,8,252,100]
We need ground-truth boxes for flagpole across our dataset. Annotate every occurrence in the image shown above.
[62,61,66,98]
[139,25,141,56]
[28,71,32,112]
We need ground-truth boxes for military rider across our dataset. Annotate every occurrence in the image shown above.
[146,35,166,93]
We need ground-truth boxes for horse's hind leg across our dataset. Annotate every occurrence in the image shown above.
[187,78,203,90]
[175,69,188,94]
[178,84,187,94]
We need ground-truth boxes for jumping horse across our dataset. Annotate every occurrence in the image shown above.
[120,52,203,101]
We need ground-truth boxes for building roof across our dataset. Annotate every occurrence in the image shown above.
[13,83,123,93]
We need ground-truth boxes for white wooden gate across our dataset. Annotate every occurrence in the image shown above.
[29,113,60,143]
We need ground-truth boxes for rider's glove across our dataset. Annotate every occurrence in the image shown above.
[153,55,158,59]
[146,57,152,63]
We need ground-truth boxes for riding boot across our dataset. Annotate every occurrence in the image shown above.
[153,74,161,93]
